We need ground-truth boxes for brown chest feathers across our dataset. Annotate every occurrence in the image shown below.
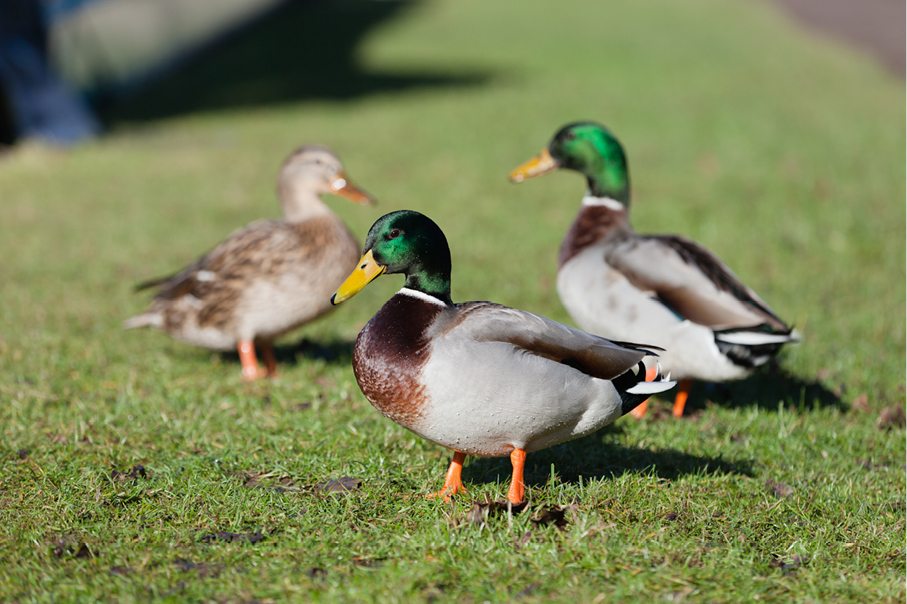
[352,294,444,428]
[558,205,630,268]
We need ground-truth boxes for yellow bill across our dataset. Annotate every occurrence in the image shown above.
[331,171,376,205]
[508,147,559,183]
[331,249,386,305]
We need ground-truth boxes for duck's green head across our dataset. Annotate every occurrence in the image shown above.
[509,121,630,204]
[331,210,452,305]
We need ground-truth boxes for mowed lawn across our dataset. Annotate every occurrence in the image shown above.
[1,0,904,601]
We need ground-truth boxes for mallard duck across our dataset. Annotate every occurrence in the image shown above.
[125,145,374,381]
[509,121,799,417]
[330,210,674,504]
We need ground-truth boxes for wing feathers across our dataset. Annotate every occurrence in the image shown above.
[453,302,653,381]
[607,235,791,332]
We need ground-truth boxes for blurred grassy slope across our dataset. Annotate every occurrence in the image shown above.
[0,0,903,601]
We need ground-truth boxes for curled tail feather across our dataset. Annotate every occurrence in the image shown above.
[614,357,675,415]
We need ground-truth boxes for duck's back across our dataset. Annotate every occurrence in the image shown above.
[145,214,359,348]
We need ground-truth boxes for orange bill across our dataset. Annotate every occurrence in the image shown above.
[331,172,376,204]
[509,147,559,183]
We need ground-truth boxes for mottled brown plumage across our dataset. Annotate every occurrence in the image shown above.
[125,146,374,380]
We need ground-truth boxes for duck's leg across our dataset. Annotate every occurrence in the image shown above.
[630,401,648,418]
[237,340,266,381]
[507,448,527,504]
[260,342,278,378]
[630,365,659,419]
[427,451,467,501]
[672,380,693,417]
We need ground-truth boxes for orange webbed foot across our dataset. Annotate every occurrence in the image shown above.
[427,451,467,502]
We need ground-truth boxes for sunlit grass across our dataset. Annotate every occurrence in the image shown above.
[0,0,903,601]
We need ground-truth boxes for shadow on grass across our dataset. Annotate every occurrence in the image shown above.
[217,337,354,368]
[274,337,354,366]
[104,0,492,124]
[464,426,753,488]
[692,364,845,414]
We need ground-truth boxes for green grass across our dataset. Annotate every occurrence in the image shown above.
[1,0,904,601]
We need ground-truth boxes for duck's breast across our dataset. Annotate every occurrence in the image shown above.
[352,294,444,429]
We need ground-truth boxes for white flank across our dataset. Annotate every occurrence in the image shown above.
[626,379,676,395]
[715,331,797,345]
[582,195,625,211]
[195,270,217,282]
[397,287,447,307]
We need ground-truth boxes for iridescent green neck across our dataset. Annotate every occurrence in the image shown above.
[585,162,630,204]
[404,268,451,305]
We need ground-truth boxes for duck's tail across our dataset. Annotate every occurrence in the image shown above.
[123,312,163,330]
[714,324,801,368]
[614,357,676,415]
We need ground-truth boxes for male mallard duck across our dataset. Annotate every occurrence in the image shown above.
[509,121,799,417]
[330,210,675,504]
[125,145,374,380]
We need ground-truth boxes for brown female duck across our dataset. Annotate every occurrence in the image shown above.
[125,145,374,380]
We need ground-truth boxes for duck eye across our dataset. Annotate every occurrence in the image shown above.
[386,228,402,240]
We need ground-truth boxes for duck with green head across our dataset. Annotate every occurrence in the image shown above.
[510,122,799,417]
[331,210,674,504]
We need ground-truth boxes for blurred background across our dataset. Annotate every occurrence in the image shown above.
[0,1,903,600]
[1,0,902,145]
[1,0,903,386]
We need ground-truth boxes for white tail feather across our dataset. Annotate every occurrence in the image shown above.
[715,331,797,345]
[627,379,676,395]
[123,313,163,330]
[625,360,676,395]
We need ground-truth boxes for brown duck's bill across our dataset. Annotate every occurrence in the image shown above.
[331,172,376,205]
[509,147,559,183]
[331,249,386,305]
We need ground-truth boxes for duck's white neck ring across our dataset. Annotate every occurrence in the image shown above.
[582,195,625,211]
[397,287,448,307]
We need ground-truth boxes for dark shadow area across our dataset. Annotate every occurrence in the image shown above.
[274,336,354,366]
[695,363,845,414]
[216,337,354,367]
[464,426,753,488]
[102,0,492,124]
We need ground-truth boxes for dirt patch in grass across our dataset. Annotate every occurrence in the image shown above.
[316,476,362,494]
[173,558,224,577]
[111,464,150,481]
[766,479,795,498]
[199,531,265,544]
[239,471,362,495]
[877,406,905,430]
[50,535,95,560]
